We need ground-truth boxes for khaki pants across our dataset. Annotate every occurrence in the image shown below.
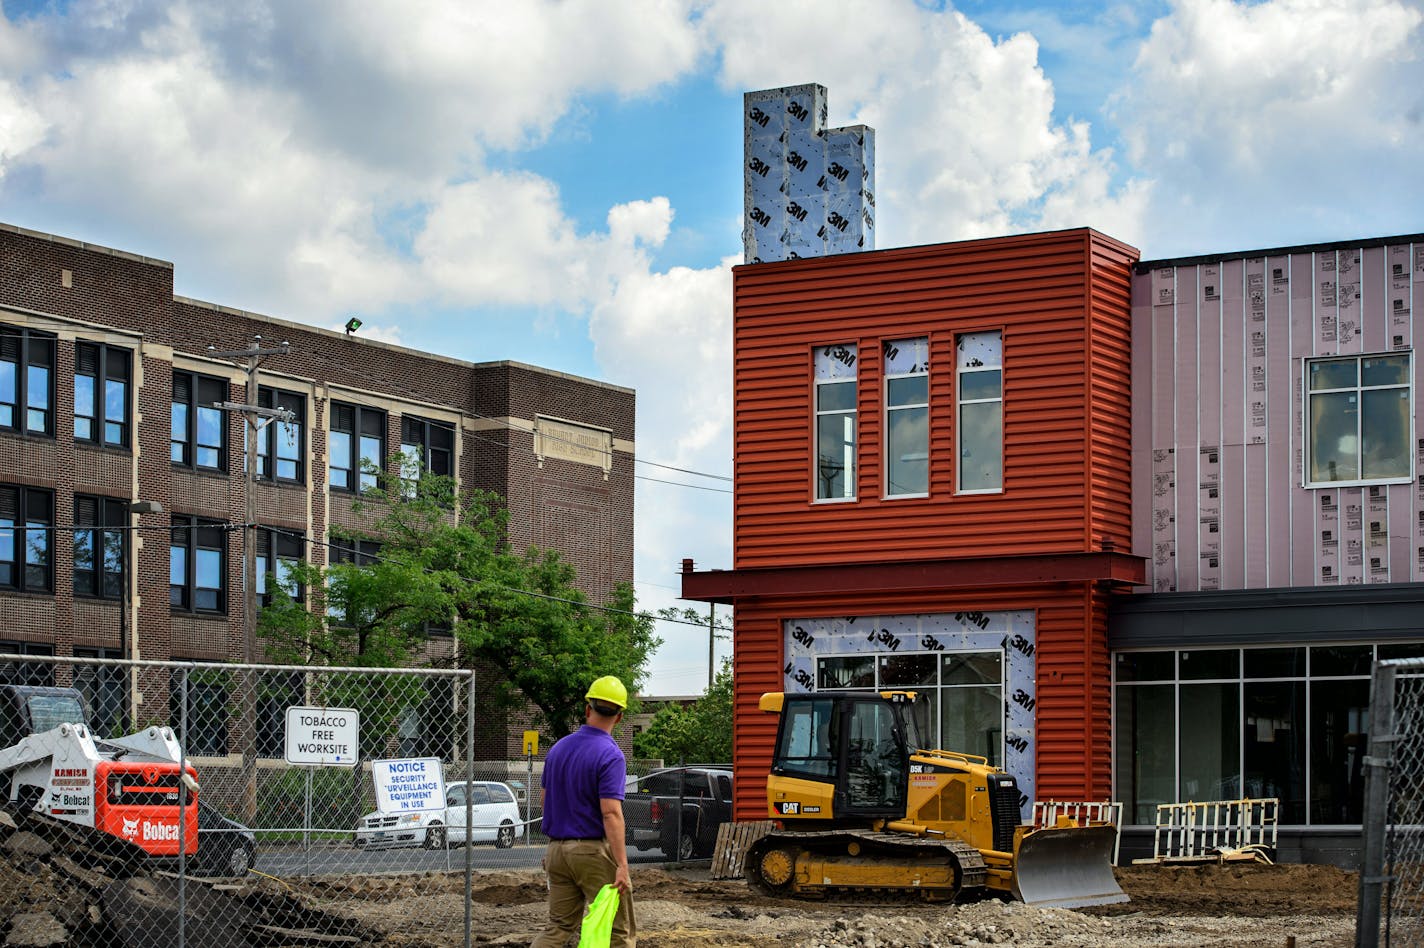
[531,839,636,948]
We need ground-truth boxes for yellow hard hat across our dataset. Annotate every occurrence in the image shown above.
[585,675,628,710]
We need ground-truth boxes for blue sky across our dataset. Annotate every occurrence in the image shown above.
[1,0,1422,694]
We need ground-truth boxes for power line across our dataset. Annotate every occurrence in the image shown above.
[265,524,724,632]
[294,343,733,486]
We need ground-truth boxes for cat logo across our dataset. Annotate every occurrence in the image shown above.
[777,802,800,815]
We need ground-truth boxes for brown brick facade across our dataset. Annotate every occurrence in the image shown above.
[0,222,635,753]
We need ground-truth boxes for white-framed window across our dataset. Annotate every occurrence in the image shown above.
[1305,352,1411,487]
[814,345,857,501]
[956,331,1002,493]
[885,337,929,497]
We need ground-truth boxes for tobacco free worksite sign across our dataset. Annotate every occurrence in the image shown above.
[372,758,446,813]
[284,706,360,766]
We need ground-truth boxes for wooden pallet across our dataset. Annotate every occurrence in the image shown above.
[710,821,775,880]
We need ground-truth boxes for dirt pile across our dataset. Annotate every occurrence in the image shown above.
[0,827,1364,948]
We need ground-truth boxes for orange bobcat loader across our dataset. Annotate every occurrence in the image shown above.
[0,685,198,858]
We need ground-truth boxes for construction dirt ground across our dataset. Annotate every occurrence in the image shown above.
[0,828,1364,948]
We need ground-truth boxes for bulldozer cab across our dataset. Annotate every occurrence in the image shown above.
[770,691,919,820]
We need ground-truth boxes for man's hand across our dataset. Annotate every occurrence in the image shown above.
[614,863,632,896]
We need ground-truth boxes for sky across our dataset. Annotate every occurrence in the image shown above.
[1,0,1422,696]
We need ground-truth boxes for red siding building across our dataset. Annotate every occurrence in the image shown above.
[683,228,1144,822]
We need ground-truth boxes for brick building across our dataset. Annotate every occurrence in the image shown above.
[0,221,634,758]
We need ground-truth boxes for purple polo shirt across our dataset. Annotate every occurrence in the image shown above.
[540,724,627,840]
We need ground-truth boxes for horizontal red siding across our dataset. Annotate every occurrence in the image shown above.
[732,229,1138,570]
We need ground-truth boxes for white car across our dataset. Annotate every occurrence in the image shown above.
[354,780,524,850]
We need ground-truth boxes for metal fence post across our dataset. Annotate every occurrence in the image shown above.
[464,671,475,948]
[1359,660,1398,948]
[178,666,189,948]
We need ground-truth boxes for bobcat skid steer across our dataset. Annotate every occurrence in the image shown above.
[0,685,198,859]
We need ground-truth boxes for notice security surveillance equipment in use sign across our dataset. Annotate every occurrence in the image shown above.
[285,706,360,766]
[372,758,445,813]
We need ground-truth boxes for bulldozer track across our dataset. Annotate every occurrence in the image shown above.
[746,828,988,903]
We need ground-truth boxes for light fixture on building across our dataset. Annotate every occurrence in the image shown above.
[345,317,362,335]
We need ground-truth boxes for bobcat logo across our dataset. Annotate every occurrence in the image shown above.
[121,817,140,839]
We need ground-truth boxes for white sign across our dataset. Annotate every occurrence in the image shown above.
[284,706,359,767]
[372,758,446,814]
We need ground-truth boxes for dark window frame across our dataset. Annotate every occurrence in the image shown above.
[169,515,227,614]
[399,415,454,492]
[0,485,53,594]
[74,342,132,448]
[74,647,127,738]
[171,371,229,472]
[256,388,306,484]
[330,402,386,493]
[0,640,55,686]
[0,326,55,438]
[73,495,127,600]
[169,666,230,757]
[256,526,305,607]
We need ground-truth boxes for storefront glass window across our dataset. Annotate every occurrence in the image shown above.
[1115,651,1174,682]
[1244,647,1306,679]
[1180,682,1239,801]
[1180,649,1238,680]
[1244,680,1307,823]
[1309,678,1369,824]
[1115,682,1175,824]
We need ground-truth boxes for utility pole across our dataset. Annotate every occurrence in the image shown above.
[209,335,292,664]
[209,335,291,819]
[708,603,716,691]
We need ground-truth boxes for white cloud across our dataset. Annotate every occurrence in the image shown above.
[0,0,704,321]
[587,254,736,692]
[1113,0,1424,253]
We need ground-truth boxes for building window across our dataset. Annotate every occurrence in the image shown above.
[0,641,55,686]
[884,337,929,497]
[1112,644,1405,826]
[74,343,130,447]
[74,495,126,599]
[170,515,226,613]
[1306,353,1411,486]
[400,416,454,492]
[327,538,381,626]
[256,527,304,607]
[74,648,126,738]
[257,388,306,483]
[170,667,230,757]
[172,371,228,471]
[814,345,857,500]
[0,485,53,593]
[0,326,55,436]
[330,403,386,493]
[956,331,1002,493]
[257,672,302,758]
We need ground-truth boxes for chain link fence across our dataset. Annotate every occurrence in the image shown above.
[0,654,556,948]
[1359,657,1424,948]
[623,761,734,862]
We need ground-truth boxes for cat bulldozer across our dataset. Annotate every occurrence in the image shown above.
[0,684,199,859]
[745,690,1126,908]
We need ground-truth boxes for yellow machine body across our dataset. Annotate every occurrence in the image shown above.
[748,690,1126,908]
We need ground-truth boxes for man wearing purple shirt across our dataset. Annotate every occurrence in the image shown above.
[532,675,636,947]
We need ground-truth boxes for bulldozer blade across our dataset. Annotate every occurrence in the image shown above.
[1012,824,1128,909]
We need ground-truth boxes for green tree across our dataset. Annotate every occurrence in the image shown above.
[633,658,733,764]
[258,468,660,741]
